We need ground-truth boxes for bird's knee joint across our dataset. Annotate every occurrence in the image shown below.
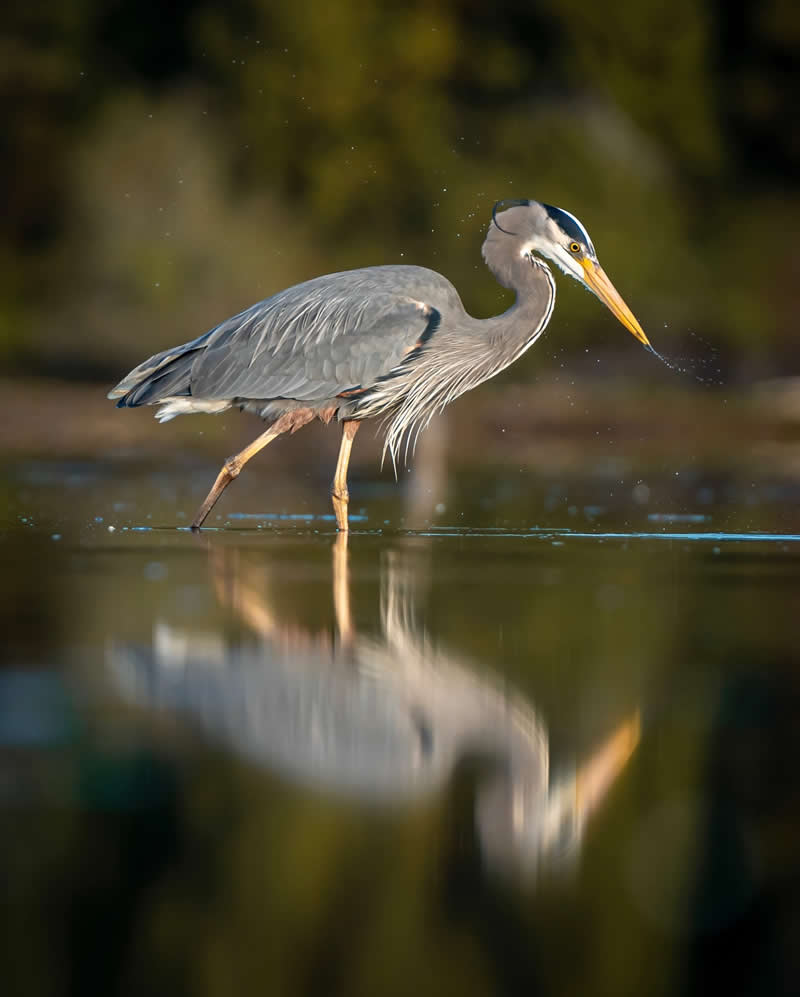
[331,484,349,503]
[224,456,241,478]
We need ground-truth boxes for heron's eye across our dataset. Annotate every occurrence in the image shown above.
[569,242,581,254]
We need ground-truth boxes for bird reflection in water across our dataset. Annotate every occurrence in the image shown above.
[108,538,640,880]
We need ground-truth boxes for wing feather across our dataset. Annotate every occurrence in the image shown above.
[189,268,441,403]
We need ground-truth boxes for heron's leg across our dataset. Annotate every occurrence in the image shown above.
[330,420,360,532]
[191,412,304,530]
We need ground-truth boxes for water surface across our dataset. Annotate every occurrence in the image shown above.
[2,456,800,996]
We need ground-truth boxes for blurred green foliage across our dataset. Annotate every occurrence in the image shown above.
[2,0,799,379]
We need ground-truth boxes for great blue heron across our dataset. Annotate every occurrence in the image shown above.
[109,199,651,530]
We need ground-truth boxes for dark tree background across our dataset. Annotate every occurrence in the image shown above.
[3,0,799,382]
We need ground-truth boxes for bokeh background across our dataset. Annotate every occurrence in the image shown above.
[3,0,800,476]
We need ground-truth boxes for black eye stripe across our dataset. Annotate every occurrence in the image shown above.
[542,203,591,244]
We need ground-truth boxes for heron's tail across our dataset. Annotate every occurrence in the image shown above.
[108,334,210,410]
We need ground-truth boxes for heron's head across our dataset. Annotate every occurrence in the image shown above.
[485,198,650,347]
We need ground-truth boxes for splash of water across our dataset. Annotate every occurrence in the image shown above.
[644,335,724,386]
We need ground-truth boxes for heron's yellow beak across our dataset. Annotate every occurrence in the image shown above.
[580,259,650,347]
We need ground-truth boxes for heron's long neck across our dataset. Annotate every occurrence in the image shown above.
[477,253,556,371]
[369,254,555,468]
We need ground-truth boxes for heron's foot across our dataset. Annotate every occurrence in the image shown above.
[191,491,220,530]
[330,485,350,532]
[189,422,290,531]
[191,456,241,529]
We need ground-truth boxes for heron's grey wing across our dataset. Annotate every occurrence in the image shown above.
[190,283,436,403]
